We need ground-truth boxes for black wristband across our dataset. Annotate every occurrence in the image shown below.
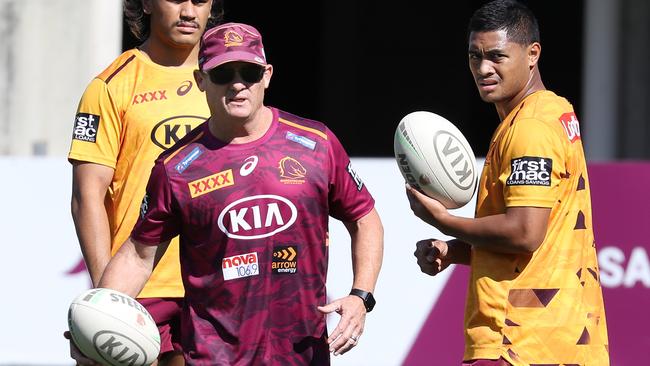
[349,288,376,312]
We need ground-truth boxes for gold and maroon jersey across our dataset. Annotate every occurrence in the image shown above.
[466,91,609,365]
[132,108,375,364]
[68,49,209,298]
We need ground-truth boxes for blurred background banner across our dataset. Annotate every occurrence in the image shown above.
[589,163,650,366]
[0,158,647,365]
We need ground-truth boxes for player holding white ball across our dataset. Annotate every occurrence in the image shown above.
[407,1,609,365]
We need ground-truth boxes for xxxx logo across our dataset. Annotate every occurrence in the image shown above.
[132,90,167,105]
[188,169,234,198]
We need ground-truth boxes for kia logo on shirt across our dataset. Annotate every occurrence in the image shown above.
[217,195,298,240]
[150,115,205,149]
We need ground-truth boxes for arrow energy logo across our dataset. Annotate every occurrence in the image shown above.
[272,246,298,274]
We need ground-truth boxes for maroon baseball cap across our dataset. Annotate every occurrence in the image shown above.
[199,22,267,71]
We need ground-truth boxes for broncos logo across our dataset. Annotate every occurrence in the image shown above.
[278,157,306,184]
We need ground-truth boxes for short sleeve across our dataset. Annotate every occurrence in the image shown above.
[500,118,566,208]
[67,78,122,169]
[131,161,181,244]
[326,129,375,221]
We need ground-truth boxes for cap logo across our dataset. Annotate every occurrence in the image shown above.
[224,30,244,47]
[199,23,266,70]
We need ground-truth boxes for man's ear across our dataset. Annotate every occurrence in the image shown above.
[194,70,206,92]
[528,42,541,68]
[263,64,273,89]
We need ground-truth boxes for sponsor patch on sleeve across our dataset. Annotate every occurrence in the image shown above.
[346,162,364,191]
[72,113,100,143]
[139,193,149,219]
[222,252,259,280]
[559,112,581,143]
[506,156,552,186]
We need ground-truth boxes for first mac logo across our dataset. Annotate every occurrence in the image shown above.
[73,113,100,143]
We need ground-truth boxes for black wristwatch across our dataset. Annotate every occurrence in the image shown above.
[350,288,376,312]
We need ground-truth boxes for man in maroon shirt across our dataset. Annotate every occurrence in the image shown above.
[96,22,384,365]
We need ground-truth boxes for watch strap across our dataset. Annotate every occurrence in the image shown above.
[349,288,375,312]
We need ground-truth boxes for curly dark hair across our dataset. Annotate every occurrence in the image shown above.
[124,0,224,41]
[468,0,540,46]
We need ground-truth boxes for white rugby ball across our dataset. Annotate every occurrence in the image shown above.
[394,111,477,208]
[68,288,161,366]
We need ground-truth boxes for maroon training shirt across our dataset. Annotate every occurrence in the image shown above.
[132,107,375,365]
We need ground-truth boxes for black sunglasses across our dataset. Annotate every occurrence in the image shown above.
[208,64,265,85]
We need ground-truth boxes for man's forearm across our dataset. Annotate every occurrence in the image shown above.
[435,207,551,254]
[97,238,158,298]
[348,208,384,293]
[71,195,113,286]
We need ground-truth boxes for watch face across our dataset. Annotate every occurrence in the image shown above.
[366,293,376,312]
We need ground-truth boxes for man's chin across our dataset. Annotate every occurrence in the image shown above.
[479,92,501,104]
[224,108,252,121]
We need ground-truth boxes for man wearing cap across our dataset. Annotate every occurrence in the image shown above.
[94,22,384,365]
